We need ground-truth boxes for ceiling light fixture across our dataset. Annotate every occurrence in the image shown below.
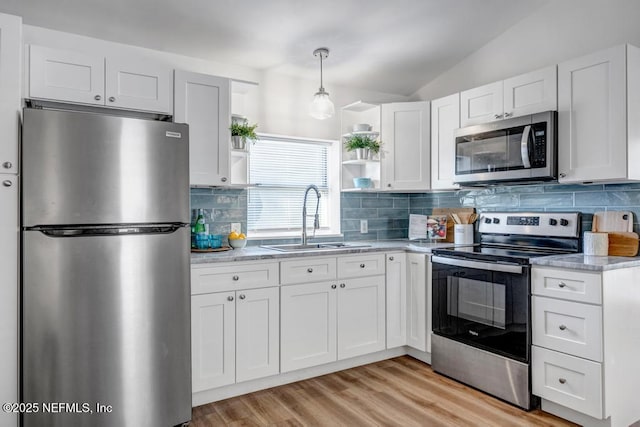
[309,47,335,120]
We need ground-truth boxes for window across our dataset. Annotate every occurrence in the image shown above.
[248,134,340,238]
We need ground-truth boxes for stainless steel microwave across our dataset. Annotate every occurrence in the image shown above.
[453,111,557,186]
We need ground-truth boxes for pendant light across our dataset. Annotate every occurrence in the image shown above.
[309,47,335,120]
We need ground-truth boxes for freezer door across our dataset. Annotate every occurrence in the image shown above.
[22,108,189,226]
[22,227,191,427]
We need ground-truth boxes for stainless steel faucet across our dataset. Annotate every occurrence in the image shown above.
[302,184,321,245]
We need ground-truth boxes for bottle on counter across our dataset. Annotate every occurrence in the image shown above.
[194,209,208,249]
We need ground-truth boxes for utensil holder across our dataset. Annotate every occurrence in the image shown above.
[454,224,474,245]
[584,231,608,256]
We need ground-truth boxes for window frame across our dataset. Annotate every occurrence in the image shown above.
[246,133,341,240]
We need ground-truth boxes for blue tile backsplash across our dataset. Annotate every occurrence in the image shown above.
[190,182,640,245]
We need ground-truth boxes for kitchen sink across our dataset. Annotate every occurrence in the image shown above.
[261,242,371,252]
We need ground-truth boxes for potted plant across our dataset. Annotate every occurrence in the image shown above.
[344,134,381,160]
[230,121,259,150]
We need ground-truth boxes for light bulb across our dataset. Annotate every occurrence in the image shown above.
[309,91,335,120]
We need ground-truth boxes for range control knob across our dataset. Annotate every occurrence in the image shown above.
[560,218,569,226]
[492,217,500,224]
[484,217,492,224]
[549,218,558,226]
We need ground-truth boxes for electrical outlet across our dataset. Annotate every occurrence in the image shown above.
[360,219,368,234]
[231,223,242,234]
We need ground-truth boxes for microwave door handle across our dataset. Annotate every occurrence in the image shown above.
[520,125,532,169]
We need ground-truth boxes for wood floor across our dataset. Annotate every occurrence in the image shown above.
[191,356,577,426]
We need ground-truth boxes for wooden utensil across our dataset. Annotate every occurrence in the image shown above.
[607,232,640,256]
[592,211,634,232]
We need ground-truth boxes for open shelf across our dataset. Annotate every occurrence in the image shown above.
[342,159,380,165]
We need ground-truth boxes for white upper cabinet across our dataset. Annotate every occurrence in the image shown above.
[558,44,640,183]
[430,93,460,190]
[174,70,231,187]
[29,45,173,114]
[460,66,557,127]
[0,13,21,175]
[381,101,431,191]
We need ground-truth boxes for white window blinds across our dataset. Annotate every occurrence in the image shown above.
[248,135,337,235]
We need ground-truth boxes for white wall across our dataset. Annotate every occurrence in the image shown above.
[23,25,408,141]
[412,0,640,101]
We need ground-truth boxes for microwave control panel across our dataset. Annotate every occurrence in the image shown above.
[531,123,547,168]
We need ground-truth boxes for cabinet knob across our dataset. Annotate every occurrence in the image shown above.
[239,294,246,300]
[558,282,567,288]
[221,177,228,182]
[340,283,346,288]
[2,161,12,169]
[558,378,567,384]
[108,96,116,102]
[232,275,239,281]
[360,263,366,268]
[94,95,102,101]
[387,183,392,188]
[559,325,567,331]
[504,112,513,118]
[559,173,567,178]
[493,114,503,119]
[307,268,313,273]
[389,256,394,261]
[331,284,337,289]
[227,296,234,302]
[2,180,12,187]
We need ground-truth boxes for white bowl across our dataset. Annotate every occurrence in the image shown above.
[228,238,247,249]
[352,123,372,132]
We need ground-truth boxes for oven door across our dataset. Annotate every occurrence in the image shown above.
[431,255,530,362]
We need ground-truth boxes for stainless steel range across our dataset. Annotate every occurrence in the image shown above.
[430,211,581,410]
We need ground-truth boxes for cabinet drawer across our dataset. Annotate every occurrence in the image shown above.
[191,261,279,294]
[281,257,337,285]
[532,346,603,419]
[532,266,602,304]
[337,253,386,278]
[532,296,602,362]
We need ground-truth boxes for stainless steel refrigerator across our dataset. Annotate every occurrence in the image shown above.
[21,108,191,426]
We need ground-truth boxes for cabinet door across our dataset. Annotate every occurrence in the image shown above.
[503,66,557,118]
[236,287,280,383]
[431,93,460,190]
[191,292,235,392]
[558,45,627,182]
[29,45,105,106]
[174,70,231,186]
[0,174,17,427]
[407,253,427,351]
[381,101,430,191]
[337,275,386,359]
[460,81,503,127]
[281,281,337,372]
[385,253,407,348]
[105,57,172,114]
[0,14,21,175]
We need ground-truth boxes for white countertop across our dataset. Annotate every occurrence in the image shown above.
[530,253,640,271]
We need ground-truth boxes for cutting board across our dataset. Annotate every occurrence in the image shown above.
[607,232,640,256]
[592,211,634,232]
[432,208,475,243]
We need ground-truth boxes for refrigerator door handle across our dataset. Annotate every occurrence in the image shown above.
[37,224,186,237]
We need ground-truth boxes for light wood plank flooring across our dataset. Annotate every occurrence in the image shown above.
[191,356,577,426]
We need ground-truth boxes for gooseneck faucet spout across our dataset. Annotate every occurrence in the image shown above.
[302,184,321,245]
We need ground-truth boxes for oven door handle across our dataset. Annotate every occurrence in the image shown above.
[520,125,532,169]
[432,255,523,274]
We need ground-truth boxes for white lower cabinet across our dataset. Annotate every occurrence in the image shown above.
[406,253,427,352]
[385,252,407,348]
[281,254,386,373]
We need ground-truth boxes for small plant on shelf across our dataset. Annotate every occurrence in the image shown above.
[230,120,259,150]
[344,134,382,159]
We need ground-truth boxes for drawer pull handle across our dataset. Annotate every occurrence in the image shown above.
[232,275,239,281]
[227,296,234,302]
[340,283,346,288]
[559,325,567,331]
[239,294,246,300]
[331,284,337,289]
[558,378,567,384]
[360,263,366,268]
[389,256,394,261]
[558,282,567,288]
[307,268,313,273]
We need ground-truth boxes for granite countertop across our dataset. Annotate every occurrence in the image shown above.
[530,253,640,271]
[190,240,459,264]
